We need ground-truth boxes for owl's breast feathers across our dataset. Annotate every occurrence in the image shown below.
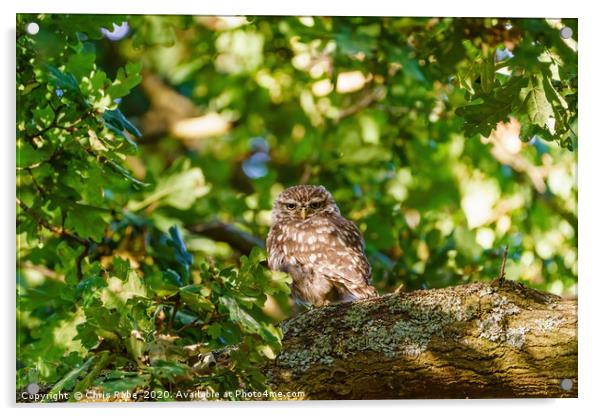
[266,213,377,304]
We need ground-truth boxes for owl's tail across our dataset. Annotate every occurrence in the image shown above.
[337,282,378,303]
[356,284,379,299]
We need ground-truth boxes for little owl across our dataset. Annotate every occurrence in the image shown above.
[267,184,377,307]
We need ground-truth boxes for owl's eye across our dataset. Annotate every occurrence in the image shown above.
[309,201,322,209]
[285,203,296,210]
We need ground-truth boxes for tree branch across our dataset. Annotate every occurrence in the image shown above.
[188,220,265,255]
[266,280,577,399]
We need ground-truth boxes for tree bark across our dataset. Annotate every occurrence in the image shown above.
[265,280,577,399]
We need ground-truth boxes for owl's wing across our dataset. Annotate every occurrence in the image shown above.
[266,222,286,271]
[302,215,376,299]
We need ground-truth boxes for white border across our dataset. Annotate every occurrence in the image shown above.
[11,0,581,18]
[3,1,600,415]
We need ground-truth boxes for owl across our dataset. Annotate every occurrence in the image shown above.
[266,185,377,308]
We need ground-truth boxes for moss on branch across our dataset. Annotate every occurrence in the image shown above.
[266,280,577,399]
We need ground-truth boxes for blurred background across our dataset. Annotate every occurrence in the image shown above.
[98,16,576,295]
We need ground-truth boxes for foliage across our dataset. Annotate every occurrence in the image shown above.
[17,14,577,400]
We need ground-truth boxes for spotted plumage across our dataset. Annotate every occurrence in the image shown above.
[266,185,378,307]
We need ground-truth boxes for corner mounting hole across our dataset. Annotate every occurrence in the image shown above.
[560,26,573,39]
[26,383,40,394]
[25,22,39,35]
[560,378,573,391]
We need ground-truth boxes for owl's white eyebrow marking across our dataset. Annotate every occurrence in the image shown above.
[280,199,298,205]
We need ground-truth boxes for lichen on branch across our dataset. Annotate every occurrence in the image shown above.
[266,280,577,399]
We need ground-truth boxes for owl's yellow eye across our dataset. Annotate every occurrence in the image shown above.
[309,202,321,209]
[286,203,296,210]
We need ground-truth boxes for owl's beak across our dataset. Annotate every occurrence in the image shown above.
[300,207,307,220]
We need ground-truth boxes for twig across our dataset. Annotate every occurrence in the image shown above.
[16,198,88,245]
[24,105,96,143]
[496,246,509,283]
[168,296,181,333]
[24,104,65,141]
[25,168,45,195]
[175,317,202,333]
[188,220,265,254]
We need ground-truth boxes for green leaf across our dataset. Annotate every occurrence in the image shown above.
[107,62,143,100]
[520,74,554,127]
[47,65,80,94]
[66,50,96,81]
[16,140,52,167]
[455,99,506,137]
[57,15,128,40]
[207,323,222,339]
[480,51,496,94]
[166,226,193,282]
[75,274,107,306]
[101,269,148,309]
[220,296,261,332]
[149,360,190,383]
[127,329,146,366]
[334,30,375,57]
[456,76,527,137]
[390,47,425,83]
[89,70,108,91]
[64,209,107,241]
[146,269,181,297]
[247,246,267,267]
[219,296,279,344]
[96,371,151,394]
[103,108,142,140]
[41,355,96,401]
[180,285,214,314]
[128,166,210,211]
[105,158,148,187]
[31,104,55,128]
[542,74,568,110]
